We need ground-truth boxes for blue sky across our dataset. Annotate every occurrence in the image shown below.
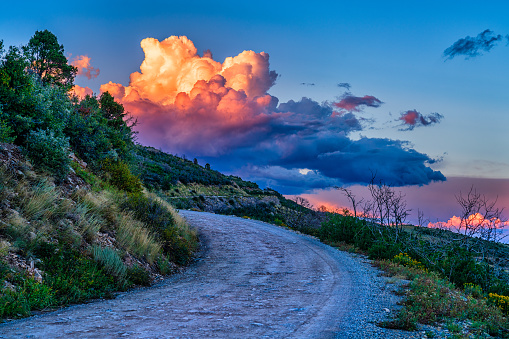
[1,0,508,223]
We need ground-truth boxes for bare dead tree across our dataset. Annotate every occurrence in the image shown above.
[453,186,507,258]
[334,186,363,218]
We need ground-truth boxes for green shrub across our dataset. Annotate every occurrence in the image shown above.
[70,161,98,186]
[156,255,174,275]
[0,117,14,143]
[34,243,116,304]
[102,159,142,193]
[91,246,127,283]
[0,277,54,318]
[23,129,70,182]
[126,265,151,286]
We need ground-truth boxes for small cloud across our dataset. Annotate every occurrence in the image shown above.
[399,110,443,130]
[70,85,93,99]
[334,94,383,112]
[444,29,503,60]
[337,82,351,90]
[70,55,100,79]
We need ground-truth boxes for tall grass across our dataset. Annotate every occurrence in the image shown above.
[119,192,198,265]
[115,212,160,264]
[91,245,127,282]
[20,180,62,221]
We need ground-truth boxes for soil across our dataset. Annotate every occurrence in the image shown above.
[0,211,416,338]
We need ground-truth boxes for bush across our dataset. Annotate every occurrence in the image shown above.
[23,129,70,182]
[102,159,142,193]
[126,265,151,286]
[34,243,116,304]
[0,277,54,318]
[91,246,127,283]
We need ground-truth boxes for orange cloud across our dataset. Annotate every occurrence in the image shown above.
[428,213,509,230]
[70,85,93,99]
[71,55,100,79]
[100,36,278,155]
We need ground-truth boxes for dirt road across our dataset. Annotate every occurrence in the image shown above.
[0,211,413,338]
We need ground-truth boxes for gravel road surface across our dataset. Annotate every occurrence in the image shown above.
[0,211,417,338]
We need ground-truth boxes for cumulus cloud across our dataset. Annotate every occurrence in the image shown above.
[70,55,100,79]
[444,29,503,60]
[399,110,443,130]
[428,213,509,231]
[334,94,383,112]
[70,85,93,99]
[101,35,444,193]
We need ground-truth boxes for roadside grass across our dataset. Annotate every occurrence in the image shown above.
[118,191,198,265]
[0,160,198,321]
[378,258,509,337]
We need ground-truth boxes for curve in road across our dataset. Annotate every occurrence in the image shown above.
[0,211,412,338]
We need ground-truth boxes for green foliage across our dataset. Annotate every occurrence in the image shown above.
[319,215,376,252]
[23,29,77,90]
[393,253,427,271]
[0,276,54,318]
[24,129,70,182]
[91,246,127,283]
[0,117,14,143]
[70,161,98,186]
[65,106,113,168]
[217,203,282,224]
[34,243,116,305]
[126,265,151,286]
[66,94,135,168]
[102,159,142,193]
[379,260,509,337]
[133,145,232,189]
[488,293,509,315]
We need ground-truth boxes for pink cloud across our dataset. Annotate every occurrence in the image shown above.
[70,85,93,99]
[334,95,382,112]
[100,36,279,156]
[70,55,100,79]
[399,110,443,130]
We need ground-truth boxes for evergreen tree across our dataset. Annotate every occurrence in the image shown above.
[23,30,77,90]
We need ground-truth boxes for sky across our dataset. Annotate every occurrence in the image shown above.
[1,0,508,226]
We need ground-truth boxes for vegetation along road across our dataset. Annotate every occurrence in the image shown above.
[0,211,414,338]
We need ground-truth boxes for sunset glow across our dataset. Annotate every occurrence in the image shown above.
[6,1,507,225]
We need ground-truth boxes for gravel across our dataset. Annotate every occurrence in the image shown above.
[0,211,428,338]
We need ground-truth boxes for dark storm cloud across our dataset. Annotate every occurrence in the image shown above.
[444,29,503,60]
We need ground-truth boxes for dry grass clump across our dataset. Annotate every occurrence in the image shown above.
[115,212,161,264]
[147,191,197,244]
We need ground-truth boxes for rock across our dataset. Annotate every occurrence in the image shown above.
[3,280,15,291]
[33,269,43,283]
